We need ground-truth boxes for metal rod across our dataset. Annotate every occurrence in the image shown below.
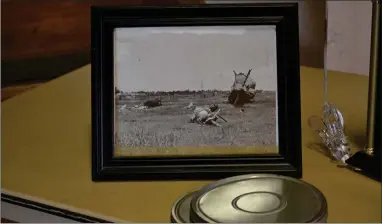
[323,0,329,104]
[365,0,380,155]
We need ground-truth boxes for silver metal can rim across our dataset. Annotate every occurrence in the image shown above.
[171,191,196,223]
[190,174,328,223]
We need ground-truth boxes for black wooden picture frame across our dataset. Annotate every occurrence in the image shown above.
[91,3,302,181]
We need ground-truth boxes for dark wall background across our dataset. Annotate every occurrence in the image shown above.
[298,0,326,69]
[1,0,324,87]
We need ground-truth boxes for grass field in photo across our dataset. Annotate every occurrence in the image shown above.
[115,91,277,156]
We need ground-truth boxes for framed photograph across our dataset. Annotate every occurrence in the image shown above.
[91,3,302,181]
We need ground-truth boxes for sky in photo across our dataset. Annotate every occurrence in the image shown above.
[114,25,277,92]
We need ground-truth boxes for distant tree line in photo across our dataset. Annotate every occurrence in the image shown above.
[115,87,230,96]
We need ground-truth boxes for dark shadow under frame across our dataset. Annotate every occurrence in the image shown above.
[91,3,302,181]
[1,193,113,223]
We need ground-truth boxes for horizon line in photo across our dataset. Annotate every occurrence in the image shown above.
[115,89,275,93]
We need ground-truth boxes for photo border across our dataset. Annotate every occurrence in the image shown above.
[91,3,302,181]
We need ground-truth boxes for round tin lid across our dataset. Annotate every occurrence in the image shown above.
[190,174,328,223]
[171,191,195,223]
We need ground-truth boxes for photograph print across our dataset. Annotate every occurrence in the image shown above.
[114,25,279,157]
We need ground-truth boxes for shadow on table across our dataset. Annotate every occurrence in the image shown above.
[1,51,90,88]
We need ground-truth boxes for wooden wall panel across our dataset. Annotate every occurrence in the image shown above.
[1,0,202,87]
[1,0,322,87]
[2,0,143,61]
[1,0,203,61]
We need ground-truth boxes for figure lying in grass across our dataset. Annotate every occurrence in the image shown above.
[189,104,227,127]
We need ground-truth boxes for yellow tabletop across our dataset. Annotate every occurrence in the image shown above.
[2,65,381,222]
